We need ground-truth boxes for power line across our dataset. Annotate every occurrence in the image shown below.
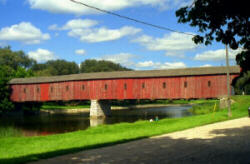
[69,0,196,36]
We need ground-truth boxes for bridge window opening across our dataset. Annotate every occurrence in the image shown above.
[66,86,69,91]
[37,87,40,93]
[124,83,127,90]
[23,88,26,93]
[50,87,53,93]
[142,83,145,89]
[184,81,188,88]
[163,82,166,89]
[104,84,108,90]
[82,85,85,90]
[208,81,211,87]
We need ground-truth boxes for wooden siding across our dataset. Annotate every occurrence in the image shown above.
[10,74,238,102]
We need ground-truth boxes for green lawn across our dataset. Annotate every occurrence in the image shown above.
[0,96,249,164]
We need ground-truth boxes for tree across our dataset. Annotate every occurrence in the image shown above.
[176,0,249,71]
[80,59,131,73]
[32,60,79,76]
[0,46,36,70]
[0,65,15,111]
[0,47,35,112]
[232,71,250,95]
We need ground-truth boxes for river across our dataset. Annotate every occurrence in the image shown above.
[0,105,192,137]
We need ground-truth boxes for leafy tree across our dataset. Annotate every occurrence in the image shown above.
[0,65,15,111]
[32,60,79,76]
[0,46,36,70]
[0,47,35,112]
[80,59,131,73]
[15,67,34,78]
[176,0,249,71]
[232,71,250,95]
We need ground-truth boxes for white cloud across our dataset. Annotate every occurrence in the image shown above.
[136,61,156,67]
[159,62,186,69]
[75,49,86,55]
[48,24,59,30]
[136,60,186,69]
[0,22,50,44]
[49,19,98,30]
[132,32,197,56]
[69,26,141,43]
[50,18,141,42]
[194,49,242,61]
[27,0,191,15]
[28,48,57,63]
[96,53,136,67]
[200,64,212,67]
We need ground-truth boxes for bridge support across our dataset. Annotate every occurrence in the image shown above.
[90,100,111,118]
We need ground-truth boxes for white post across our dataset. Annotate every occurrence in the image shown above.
[226,44,232,117]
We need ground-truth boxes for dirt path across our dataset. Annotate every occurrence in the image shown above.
[30,117,250,164]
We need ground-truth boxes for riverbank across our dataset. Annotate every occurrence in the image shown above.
[40,104,192,114]
[40,99,217,114]
[0,96,249,164]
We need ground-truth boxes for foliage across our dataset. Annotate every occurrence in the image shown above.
[0,65,15,111]
[232,71,250,95]
[176,0,250,71]
[0,96,249,164]
[0,47,35,112]
[0,46,36,70]
[80,59,131,73]
[32,60,79,76]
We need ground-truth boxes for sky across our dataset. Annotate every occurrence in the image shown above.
[0,0,239,70]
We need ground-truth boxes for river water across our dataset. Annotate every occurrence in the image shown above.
[0,105,192,137]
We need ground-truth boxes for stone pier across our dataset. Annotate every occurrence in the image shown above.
[90,100,111,118]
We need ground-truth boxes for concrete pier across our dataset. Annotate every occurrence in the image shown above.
[90,100,111,118]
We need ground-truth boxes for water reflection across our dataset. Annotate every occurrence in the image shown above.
[0,105,192,137]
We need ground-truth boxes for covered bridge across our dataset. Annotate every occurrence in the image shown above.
[9,66,240,102]
[9,66,240,117]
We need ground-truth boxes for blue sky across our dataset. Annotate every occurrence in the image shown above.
[0,0,239,70]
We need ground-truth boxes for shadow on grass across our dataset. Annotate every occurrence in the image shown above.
[7,125,250,164]
[0,136,148,164]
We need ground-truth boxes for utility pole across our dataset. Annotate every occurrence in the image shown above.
[226,44,232,117]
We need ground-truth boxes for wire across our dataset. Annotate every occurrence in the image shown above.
[69,0,196,36]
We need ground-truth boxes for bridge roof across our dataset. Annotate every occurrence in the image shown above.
[9,66,240,84]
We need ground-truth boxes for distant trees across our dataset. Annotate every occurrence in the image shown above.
[0,46,36,70]
[80,59,131,73]
[32,60,79,76]
[31,59,131,76]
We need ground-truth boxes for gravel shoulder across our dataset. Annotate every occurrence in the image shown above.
[30,117,250,164]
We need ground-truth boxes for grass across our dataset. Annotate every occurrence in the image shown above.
[188,101,219,115]
[0,95,249,164]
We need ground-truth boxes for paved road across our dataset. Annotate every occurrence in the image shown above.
[30,117,250,164]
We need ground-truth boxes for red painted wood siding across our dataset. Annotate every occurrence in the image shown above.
[10,74,238,102]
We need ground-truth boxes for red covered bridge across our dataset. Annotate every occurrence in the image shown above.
[9,66,240,117]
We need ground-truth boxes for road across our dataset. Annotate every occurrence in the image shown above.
[30,117,250,164]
